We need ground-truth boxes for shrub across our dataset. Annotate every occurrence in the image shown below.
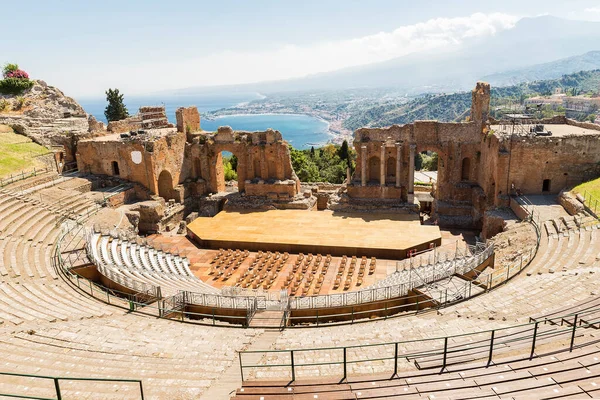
[0,99,10,112]
[0,63,34,95]
[2,63,19,77]
[14,96,27,110]
[0,78,34,95]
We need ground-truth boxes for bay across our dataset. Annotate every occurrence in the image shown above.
[77,93,332,150]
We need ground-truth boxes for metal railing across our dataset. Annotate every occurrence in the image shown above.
[286,246,531,326]
[288,243,494,310]
[239,306,599,382]
[185,291,261,309]
[0,372,144,400]
[0,166,51,188]
[582,189,600,219]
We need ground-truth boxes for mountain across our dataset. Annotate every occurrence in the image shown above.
[273,16,600,93]
[482,51,600,86]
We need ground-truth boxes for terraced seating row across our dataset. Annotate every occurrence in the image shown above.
[88,231,218,296]
[0,313,264,399]
[0,186,115,327]
[236,343,600,399]
[544,214,600,237]
[0,173,269,399]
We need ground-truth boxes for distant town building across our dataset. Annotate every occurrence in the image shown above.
[524,90,600,118]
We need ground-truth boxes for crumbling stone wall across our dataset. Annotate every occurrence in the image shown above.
[76,129,187,201]
[107,106,172,133]
[187,126,300,198]
[176,106,201,137]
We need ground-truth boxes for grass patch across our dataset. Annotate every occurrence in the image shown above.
[572,177,600,200]
[0,125,50,178]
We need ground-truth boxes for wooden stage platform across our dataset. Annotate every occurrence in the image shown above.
[186,210,441,259]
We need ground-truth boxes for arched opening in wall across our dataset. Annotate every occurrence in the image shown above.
[386,157,396,179]
[368,156,380,183]
[158,170,174,200]
[542,179,551,192]
[194,157,202,179]
[461,157,471,181]
[111,161,120,176]
[414,150,438,186]
[218,151,239,193]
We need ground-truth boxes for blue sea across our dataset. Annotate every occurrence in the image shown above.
[77,93,332,150]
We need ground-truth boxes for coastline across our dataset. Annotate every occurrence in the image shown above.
[205,111,353,145]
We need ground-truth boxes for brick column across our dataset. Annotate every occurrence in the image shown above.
[380,145,385,186]
[396,143,402,188]
[408,144,416,195]
[361,145,367,186]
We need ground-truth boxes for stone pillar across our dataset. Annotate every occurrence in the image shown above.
[380,145,385,186]
[408,144,416,195]
[361,145,367,186]
[395,143,402,188]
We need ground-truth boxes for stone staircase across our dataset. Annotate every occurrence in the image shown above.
[248,310,285,328]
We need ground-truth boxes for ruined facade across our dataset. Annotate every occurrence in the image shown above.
[76,106,301,204]
[348,83,491,226]
[348,83,600,228]
[74,84,600,231]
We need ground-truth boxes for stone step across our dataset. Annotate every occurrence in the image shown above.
[249,310,284,328]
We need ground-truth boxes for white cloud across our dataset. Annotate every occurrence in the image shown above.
[60,12,519,96]
[585,7,600,13]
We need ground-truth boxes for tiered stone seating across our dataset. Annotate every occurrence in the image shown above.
[89,232,218,296]
[4,172,600,399]
[0,191,113,327]
[244,225,600,382]
[0,174,267,398]
[0,314,264,399]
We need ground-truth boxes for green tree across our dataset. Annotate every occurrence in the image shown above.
[223,156,238,181]
[338,140,350,164]
[104,88,129,122]
[230,154,238,171]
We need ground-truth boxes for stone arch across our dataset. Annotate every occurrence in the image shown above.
[386,157,396,178]
[158,170,174,200]
[461,157,471,181]
[368,156,380,183]
[212,148,244,193]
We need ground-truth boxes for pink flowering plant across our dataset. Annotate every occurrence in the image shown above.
[0,63,34,95]
[4,69,29,79]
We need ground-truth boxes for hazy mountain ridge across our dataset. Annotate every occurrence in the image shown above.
[482,51,600,86]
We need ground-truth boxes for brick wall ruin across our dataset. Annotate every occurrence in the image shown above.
[106,106,173,133]
[77,106,300,203]
[347,82,600,228]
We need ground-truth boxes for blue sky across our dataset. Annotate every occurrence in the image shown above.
[3,0,600,97]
